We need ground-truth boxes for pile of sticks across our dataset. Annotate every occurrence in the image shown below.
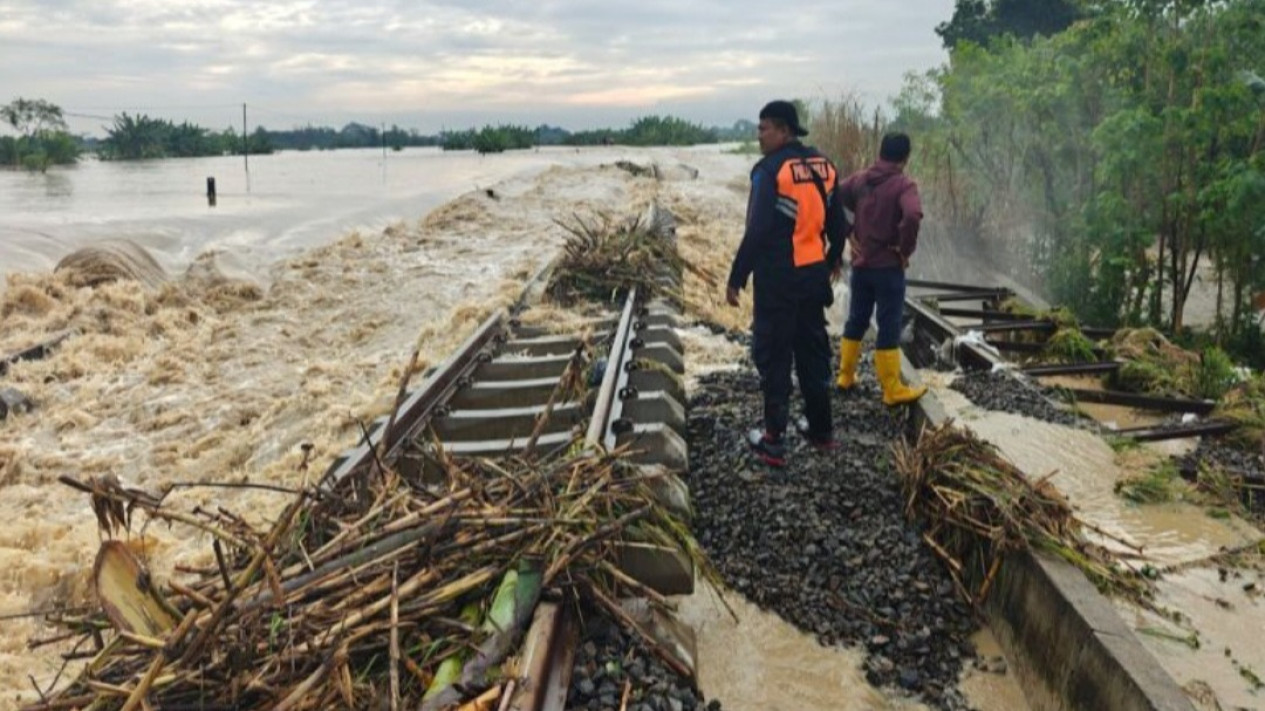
[893,421,1154,607]
[545,212,708,306]
[29,446,699,711]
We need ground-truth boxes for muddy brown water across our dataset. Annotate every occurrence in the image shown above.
[1035,374,1170,430]
[677,582,1029,711]
[1,149,1040,711]
[0,156,672,704]
[927,371,1265,710]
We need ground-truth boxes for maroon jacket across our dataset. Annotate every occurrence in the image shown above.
[838,159,922,270]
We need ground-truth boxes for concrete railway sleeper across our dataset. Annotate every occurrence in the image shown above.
[309,277,699,709]
[902,281,1238,444]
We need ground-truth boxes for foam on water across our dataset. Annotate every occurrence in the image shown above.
[0,162,641,703]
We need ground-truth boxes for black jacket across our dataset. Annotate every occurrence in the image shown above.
[727,141,848,299]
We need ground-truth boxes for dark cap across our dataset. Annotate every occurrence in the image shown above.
[759,100,808,137]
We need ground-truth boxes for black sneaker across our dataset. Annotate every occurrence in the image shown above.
[747,429,787,467]
[795,417,841,452]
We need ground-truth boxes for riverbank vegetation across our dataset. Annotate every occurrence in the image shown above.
[807,0,1264,368]
[3,96,755,163]
[912,0,1265,366]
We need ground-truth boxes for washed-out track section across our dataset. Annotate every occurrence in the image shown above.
[316,281,696,711]
[899,278,1234,710]
[901,278,1238,443]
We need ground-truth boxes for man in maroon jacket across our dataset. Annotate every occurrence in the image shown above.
[834,133,926,405]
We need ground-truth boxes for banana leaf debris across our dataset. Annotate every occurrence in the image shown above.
[27,445,705,711]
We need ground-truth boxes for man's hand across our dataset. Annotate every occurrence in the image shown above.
[725,286,740,307]
[830,263,843,284]
[847,236,861,262]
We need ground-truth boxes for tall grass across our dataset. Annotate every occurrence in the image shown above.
[805,95,976,238]
[807,95,885,177]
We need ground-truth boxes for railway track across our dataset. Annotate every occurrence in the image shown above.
[322,288,687,492]
[310,229,696,709]
[902,278,1240,443]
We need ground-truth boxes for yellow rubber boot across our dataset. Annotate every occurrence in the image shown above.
[874,348,926,406]
[835,338,863,391]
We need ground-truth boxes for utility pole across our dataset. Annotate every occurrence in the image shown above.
[242,102,251,192]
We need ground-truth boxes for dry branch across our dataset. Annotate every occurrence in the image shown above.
[29,443,710,711]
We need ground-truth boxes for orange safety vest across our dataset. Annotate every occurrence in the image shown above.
[774,155,837,268]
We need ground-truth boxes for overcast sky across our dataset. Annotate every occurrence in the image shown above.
[1,0,954,136]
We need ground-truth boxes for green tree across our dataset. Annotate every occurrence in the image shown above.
[100,113,172,160]
[936,0,1082,49]
[2,97,66,137]
[100,114,243,159]
[474,126,509,154]
[1,97,79,169]
[915,0,1265,364]
[247,126,274,155]
[623,115,716,146]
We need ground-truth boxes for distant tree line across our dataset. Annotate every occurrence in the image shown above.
[437,115,754,154]
[3,98,762,166]
[97,113,273,160]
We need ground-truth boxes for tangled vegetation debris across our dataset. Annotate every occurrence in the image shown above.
[27,446,709,711]
[545,212,714,306]
[893,421,1154,606]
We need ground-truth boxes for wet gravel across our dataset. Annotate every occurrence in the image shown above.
[686,366,979,710]
[951,370,1084,427]
[1178,439,1265,517]
[693,319,752,348]
[568,613,720,711]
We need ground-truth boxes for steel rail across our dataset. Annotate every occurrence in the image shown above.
[1048,387,1217,415]
[904,295,1006,371]
[320,311,507,490]
[911,290,1015,304]
[1111,419,1238,442]
[1023,362,1123,377]
[906,287,1239,442]
[906,278,1010,292]
[584,287,640,448]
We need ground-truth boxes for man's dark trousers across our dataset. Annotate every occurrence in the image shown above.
[751,277,833,439]
[844,266,905,349]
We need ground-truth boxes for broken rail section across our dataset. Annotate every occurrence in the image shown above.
[903,278,1235,443]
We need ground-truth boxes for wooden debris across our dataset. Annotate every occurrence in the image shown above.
[893,421,1155,606]
[545,212,713,306]
[26,444,708,711]
[92,542,177,637]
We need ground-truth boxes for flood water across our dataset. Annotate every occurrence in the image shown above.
[925,372,1265,709]
[0,146,1040,711]
[0,145,702,285]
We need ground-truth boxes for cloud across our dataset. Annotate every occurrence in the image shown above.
[0,0,954,134]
